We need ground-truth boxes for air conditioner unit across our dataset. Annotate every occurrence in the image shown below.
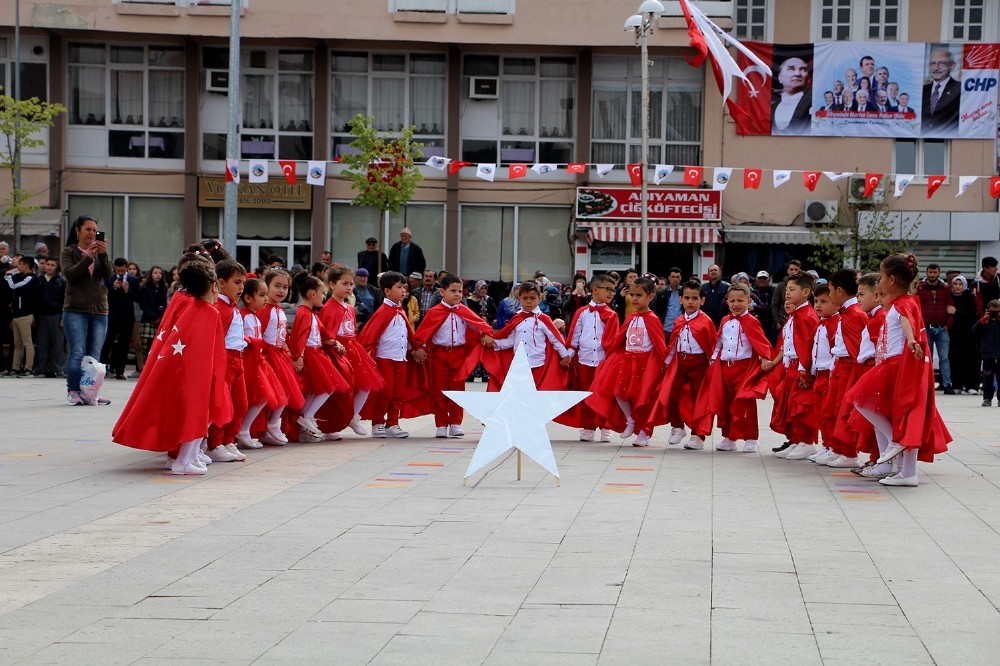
[469,76,499,100]
[848,175,885,204]
[206,69,229,94]
[804,200,838,225]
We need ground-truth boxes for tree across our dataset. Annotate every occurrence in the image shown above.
[808,178,920,274]
[0,90,67,238]
[339,113,423,215]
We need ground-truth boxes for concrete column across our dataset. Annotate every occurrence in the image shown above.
[46,32,65,212]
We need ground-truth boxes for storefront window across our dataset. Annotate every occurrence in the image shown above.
[460,205,572,282]
[460,206,515,282]
[67,194,183,270]
[328,203,444,273]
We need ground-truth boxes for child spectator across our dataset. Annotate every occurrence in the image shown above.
[4,256,40,377]
[975,299,1000,406]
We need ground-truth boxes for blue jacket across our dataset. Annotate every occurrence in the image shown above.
[973,317,1000,359]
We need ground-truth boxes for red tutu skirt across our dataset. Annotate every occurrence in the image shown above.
[590,351,652,405]
[243,346,282,410]
[301,346,350,395]
[263,345,305,411]
[835,361,876,455]
[340,337,384,394]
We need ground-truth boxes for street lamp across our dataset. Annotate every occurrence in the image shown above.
[624,0,664,275]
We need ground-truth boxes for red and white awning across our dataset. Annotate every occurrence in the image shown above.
[581,222,721,245]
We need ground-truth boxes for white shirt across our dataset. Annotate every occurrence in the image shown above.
[812,319,834,373]
[677,311,706,355]
[306,312,322,349]
[493,307,570,368]
[262,306,287,348]
[624,316,654,353]
[430,304,468,347]
[243,311,262,339]
[879,305,905,360]
[830,297,857,358]
[375,301,409,362]
[781,302,809,371]
[569,302,608,368]
[774,91,804,130]
[858,312,878,363]
[713,312,754,362]
[219,295,247,352]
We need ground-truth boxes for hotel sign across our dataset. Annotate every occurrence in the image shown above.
[197,177,312,210]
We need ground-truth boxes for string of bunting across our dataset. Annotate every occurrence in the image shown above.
[223,157,1000,200]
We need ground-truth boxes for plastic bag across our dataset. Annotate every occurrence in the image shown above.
[79,355,106,406]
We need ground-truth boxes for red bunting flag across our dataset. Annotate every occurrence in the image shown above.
[744,168,762,189]
[567,163,587,174]
[863,173,884,198]
[991,177,1000,199]
[448,160,473,176]
[279,160,296,185]
[509,164,528,180]
[683,166,703,187]
[627,164,643,187]
[926,175,946,199]
[803,171,821,192]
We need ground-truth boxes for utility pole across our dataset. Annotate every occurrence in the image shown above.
[222,0,241,251]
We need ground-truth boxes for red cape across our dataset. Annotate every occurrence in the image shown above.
[482,310,569,391]
[357,302,430,419]
[651,311,717,424]
[788,303,820,374]
[839,302,868,359]
[113,298,232,452]
[554,304,620,427]
[415,303,493,380]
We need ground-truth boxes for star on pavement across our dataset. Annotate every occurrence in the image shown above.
[444,343,589,480]
[171,340,186,355]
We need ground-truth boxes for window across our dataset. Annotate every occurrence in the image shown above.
[734,0,768,41]
[0,37,49,102]
[948,0,996,41]
[590,57,702,168]
[390,0,514,13]
[894,139,947,178]
[329,203,444,273]
[815,0,908,41]
[331,52,446,160]
[868,0,900,41]
[202,48,313,162]
[818,0,852,40]
[460,55,575,164]
[67,194,184,270]
[203,208,312,271]
[459,205,572,282]
[68,43,184,160]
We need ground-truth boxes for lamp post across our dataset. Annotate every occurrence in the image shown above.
[13,0,21,253]
[624,0,664,275]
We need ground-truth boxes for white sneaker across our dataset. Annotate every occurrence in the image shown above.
[600,429,613,442]
[808,447,830,462]
[171,462,207,475]
[197,450,212,465]
[817,449,840,464]
[448,425,465,437]
[435,426,449,438]
[785,444,819,460]
[876,443,906,464]
[633,431,650,447]
[621,418,636,439]
[235,433,263,449]
[260,431,286,445]
[224,443,247,461]
[266,426,288,443]
[774,443,798,459]
[742,440,759,453]
[207,446,238,462]
[386,425,409,439]
[668,427,686,445]
[579,429,595,442]
[716,438,737,451]
[879,473,918,487]
[322,432,343,441]
[298,431,324,443]
[296,416,323,437]
[348,417,367,436]
[372,424,387,438]
[684,435,705,450]
[826,455,860,468]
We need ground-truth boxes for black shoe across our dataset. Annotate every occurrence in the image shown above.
[114,373,126,380]
[943,386,956,395]
[771,441,792,453]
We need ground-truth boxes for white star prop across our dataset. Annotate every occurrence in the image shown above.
[171,340,186,355]
[445,343,589,480]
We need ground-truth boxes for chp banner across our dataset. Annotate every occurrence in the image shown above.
[735,41,999,139]
[576,187,721,222]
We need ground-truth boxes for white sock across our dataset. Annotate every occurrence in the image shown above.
[302,393,331,420]
[267,408,283,430]
[353,390,370,417]
[856,405,893,455]
[177,438,200,466]
[899,448,918,478]
[615,397,633,420]
[240,402,266,436]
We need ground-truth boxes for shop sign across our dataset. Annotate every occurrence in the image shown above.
[576,187,721,221]
[197,177,312,210]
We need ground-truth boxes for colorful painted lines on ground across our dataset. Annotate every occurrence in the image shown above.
[835,481,886,501]
[427,447,467,454]
[5,453,44,457]
[616,466,654,471]
[603,482,645,493]
[408,462,445,467]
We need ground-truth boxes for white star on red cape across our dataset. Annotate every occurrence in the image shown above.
[171,340,186,355]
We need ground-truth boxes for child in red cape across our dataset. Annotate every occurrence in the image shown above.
[846,253,951,487]
[414,273,495,438]
[315,266,384,437]
[288,272,351,442]
[205,260,249,463]
[768,272,821,460]
[586,276,666,447]
[356,271,430,438]
[691,283,773,453]
[652,279,717,450]
[235,277,280,449]
[555,273,619,442]
[806,283,840,465]
[255,268,304,445]
[483,280,571,391]
[113,259,231,475]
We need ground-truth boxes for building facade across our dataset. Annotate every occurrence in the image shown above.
[1,0,998,281]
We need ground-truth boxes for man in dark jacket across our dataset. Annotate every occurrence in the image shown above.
[752,270,778,344]
[33,257,67,377]
[357,237,388,276]
[917,263,955,393]
[101,257,140,380]
[352,268,381,330]
[387,228,426,277]
[701,264,730,327]
[977,256,999,317]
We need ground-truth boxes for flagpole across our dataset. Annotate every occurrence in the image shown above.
[223,0,242,252]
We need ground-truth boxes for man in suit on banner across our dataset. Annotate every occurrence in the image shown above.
[921,48,961,134]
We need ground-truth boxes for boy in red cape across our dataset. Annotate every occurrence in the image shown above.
[586,276,667,447]
[357,271,430,438]
[483,280,571,391]
[767,272,820,460]
[113,259,232,475]
[414,273,495,438]
[651,279,717,450]
[206,260,249,462]
[691,283,773,453]
[806,283,840,464]
[555,273,619,441]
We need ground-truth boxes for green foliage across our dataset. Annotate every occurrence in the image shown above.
[0,90,66,227]
[339,114,423,215]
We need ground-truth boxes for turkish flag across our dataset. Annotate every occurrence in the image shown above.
[734,42,774,135]
[627,164,643,187]
[744,168,762,189]
[448,160,473,176]
[509,164,528,180]
[279,160,296,185]
[683,166,703,187]
[803,171,821,192]
[863,173,884,198]
[926,175,946,199]
[991,177,1000,199]
[567,163,586,174]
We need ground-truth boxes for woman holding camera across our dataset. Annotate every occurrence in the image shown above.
[61,215,113,405]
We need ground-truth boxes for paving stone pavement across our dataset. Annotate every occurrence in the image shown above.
[1,376,999,664]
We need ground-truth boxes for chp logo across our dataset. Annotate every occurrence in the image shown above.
[963,43,1000,93]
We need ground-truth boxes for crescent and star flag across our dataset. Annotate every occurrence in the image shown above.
[894,174,914,198]
[476,163,496,182]
[926,175,946,198]
[991,177,1000,199]
[531,163,558,175]
[956,176,976,197]
[279,160,296,185]
[803,171,821,192]
[567,163,587,174]
[744,168,762,189]
[683,166,703,187]
[627,164,643,187]
[653,164,674,185]
[863,173,884,198]
[712,168,733,190]
[596,164,615,177]
[825,171,852,182]
[225,158,239,184]
[249,159,268,184]
[306,161,326,186]
[509,164,528,180]
[773,170,791,188]
[448,160,473,176]
[425,156,450,171]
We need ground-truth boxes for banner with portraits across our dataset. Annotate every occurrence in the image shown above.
[735,42,999,139]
